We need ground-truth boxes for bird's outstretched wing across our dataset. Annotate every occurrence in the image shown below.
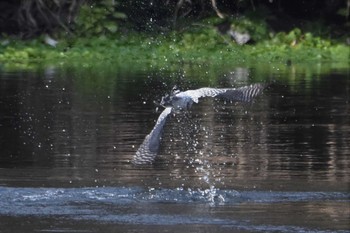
[215,83,265,102]
[133,107,172,165]
[182,83,265,103]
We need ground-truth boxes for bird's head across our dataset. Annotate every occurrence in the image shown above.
[160,93,178,107]
[160,86,181,108]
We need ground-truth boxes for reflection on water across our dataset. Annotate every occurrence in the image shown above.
[0,64,349,232]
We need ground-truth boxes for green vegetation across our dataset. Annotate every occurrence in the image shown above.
[0,27,348,70]
[74,1,127,36]
[0,0,349,71]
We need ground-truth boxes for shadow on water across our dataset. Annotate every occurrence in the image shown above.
[0,63,349,232]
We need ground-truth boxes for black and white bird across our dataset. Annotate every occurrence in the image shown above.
[133,83,265,165]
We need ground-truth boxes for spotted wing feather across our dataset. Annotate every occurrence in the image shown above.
[215,84,265,102]
[182,84,264,103]
[133,107,172,165]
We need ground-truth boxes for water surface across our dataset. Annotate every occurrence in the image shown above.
[0,63,349,232]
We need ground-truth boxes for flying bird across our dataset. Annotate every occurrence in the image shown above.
[133,83,265,165]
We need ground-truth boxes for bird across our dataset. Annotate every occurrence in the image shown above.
[133,83,265,165]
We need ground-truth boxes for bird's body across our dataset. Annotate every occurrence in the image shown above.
[133,84,265,164]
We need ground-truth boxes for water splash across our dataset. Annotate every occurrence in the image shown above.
[0,186,348,232]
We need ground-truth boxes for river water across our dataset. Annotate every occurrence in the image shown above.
[0,63,349,232]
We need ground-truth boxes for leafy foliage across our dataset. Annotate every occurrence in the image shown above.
[271,28,332,49]
[0,1,349,69]
[74,0,126,36]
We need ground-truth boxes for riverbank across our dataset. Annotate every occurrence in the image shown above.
[0,25,349,72]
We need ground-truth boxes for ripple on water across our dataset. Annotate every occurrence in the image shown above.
[1,186,349,211]
[1,186,349,232]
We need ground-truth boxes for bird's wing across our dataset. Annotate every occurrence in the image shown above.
[181,88,228,103]
[183,83,264,103]
[215,83,265,102]
[133,107,172,165]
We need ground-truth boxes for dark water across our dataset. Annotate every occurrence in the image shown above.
[0,64,349,233]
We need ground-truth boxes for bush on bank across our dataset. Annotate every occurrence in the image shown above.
[0,0,349,68]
